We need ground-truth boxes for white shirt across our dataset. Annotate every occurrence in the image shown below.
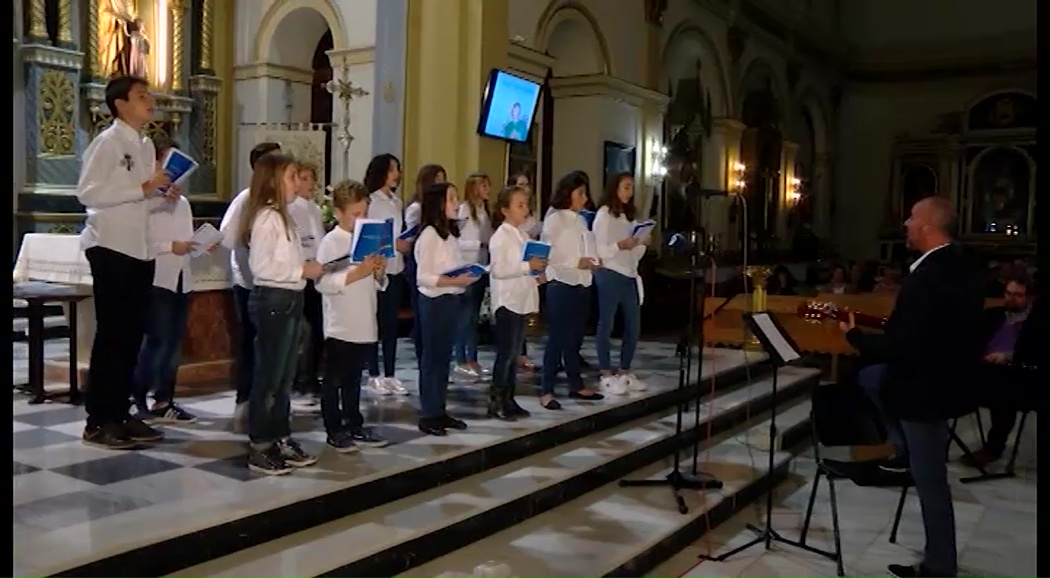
[457,202,493,265]
[288,196,325,261]
[593,206,646,279]
[315,226,388,343]
[219,188,253,289]
[148,196,195,293]
[404,201,422,233]
[489,223,540,316]
[414,225,467,298]
[248,206,306,291]
[910,243,951,273]
[519,215,542,239]
[367,190,405,275]
[540,209,593,287]
[77,119,157,260]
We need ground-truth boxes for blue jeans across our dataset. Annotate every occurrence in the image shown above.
[454,274,487,364]
[417,293,462,419]
[370,273,405,378]
[858,363,906,457]
[405,255,422,366]
[541,282,589,395]
[902,419,957,576]
[232,285,255,404]
[594,269,641,372]
[492,307,526,397]
[134,281,190,409]
[247,286,304,447]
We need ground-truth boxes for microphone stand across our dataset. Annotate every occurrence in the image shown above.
[619,234,723,514]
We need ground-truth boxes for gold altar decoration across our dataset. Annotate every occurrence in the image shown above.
[87,0,101,78]
[38,70,76,156]
[58,0,73,44]
[170,0,186,90]
[143,120,171,143]
[743,265,771,350]
[28,0,47,42]
[202,95,217,163]
[199,0,214,71]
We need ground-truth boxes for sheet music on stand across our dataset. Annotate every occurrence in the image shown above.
[744,312,801,365]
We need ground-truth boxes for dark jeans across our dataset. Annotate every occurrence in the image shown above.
[979,363,1033,456]
[296,280,324,392]
[134,280,190,409]
[901,419,957,576]
[417,293,462,418]
[541,282,589,395]
[405,255,422,365]
[85,247,154,428]
[455,274,488,364]
[322,338,369,435]
[492,307,527,399]
[858,363,906,457]
[370,273,405,378]
[247,286,303,447]
[594,269,641,372]
[232,284,255,404]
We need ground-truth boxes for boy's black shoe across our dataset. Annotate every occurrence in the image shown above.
[349,428,390,448]
[123,415,165,443]
[248,446,293,476]
[326,431,359,453]
[83,423,139,450]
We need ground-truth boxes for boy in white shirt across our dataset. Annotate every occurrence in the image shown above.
[133,137,211,424]
[77,75,179,449]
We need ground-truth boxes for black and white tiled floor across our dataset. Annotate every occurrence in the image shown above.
[12,337,760,577]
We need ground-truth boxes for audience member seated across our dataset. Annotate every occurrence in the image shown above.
[873,265,903,293]
[962,276,1039,468]
[849,260,876,293]
[817,264,857,295]
[984,261,1015,298]
[767,265,801,296]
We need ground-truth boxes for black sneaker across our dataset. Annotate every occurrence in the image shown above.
[326,431,359,454]
[142,403,198,424]
[248,445,293,476]
[879,455,910,473]
[888,563,955,577]
[349,427,390,448]
[442,415,468,430]
[277,437,318,467]
[82,423,139,450]
[123,416,165,443]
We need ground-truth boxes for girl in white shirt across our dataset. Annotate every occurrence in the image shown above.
[413,181,479,436]
[488,185,547,419]
[592,173,649,396]
[538,172,604,410]
[238,152,325,475]
[453,172,493,379]
[508,173,539,370]
[404,164,447,368]
[289,161,327,398]
[315,181,391,452]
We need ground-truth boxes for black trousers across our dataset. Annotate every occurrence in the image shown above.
[322,339,370,435]
[296,280,324,391]
[370,273,406,378]
[979,363,1034,455]
[232,285,255,404]
[85,247,154,428]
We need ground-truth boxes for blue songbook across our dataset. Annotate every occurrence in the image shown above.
[444,263,488,278]
[631,219,656,239]
[350,218,395,262]
[579,210,597,230]
[521,240,551,277]
[160,148,199,190]
[398,223,420,240]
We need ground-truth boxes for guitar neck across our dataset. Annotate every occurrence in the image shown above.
[840,310,886,329]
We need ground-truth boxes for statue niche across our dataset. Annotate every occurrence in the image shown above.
[967,147,1033,235]
[99,0,150,80]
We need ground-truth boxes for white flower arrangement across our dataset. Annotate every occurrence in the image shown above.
[320,184,337,231]
[479,285,493,323]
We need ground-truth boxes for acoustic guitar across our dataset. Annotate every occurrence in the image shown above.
[796,301,888,330]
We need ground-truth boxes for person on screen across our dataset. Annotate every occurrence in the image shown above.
[502,102,528,140]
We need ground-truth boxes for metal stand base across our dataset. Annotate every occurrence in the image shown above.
[620,470,723,514]
[699,524,838,563]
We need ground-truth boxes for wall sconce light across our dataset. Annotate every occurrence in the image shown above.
[731,161,746,192]
[649,144,669,180]
[788,176,802,203]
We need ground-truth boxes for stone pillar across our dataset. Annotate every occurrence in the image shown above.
[700,117,745,251]
[26,0,49,44]
[189,75,221,194]
[197,0,215,74]
[403,0,508,181]
[170,0,189,92]
[57,0,74,47]
[777,140,799,245]
[373,0,407,162]
[328,48,376,182]
[813,151,832,239]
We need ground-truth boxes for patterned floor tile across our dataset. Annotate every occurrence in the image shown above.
[13,461,40,476]
[13,469,99,507]
[14,486,158,532]
[13,428,81,450]
[50,453,184,486]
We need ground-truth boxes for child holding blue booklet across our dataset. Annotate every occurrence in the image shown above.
[314,180,390,452]
[487,185,547,420]
[413,182,480,436]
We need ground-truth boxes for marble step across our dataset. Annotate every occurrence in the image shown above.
[400,405,815,578]
[169,366,820,578]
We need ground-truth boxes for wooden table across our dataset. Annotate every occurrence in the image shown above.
[14,281,92,404]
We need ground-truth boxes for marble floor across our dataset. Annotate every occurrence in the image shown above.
[11,337,761,577]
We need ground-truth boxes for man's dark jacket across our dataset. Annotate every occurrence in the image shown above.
[846,245,985,422]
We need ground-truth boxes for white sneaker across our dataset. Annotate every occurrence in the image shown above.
[452,364,482,382]
[291,396,321,414]
[600,374,628,395]
[368,376,393,396]
[383,377,410,395]
[622,373,648,392]
[231,401,249,434]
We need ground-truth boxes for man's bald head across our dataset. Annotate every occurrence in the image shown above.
[905,196,955,252]
[914,196,956,234]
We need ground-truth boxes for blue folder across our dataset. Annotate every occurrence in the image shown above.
[521,240,551,277]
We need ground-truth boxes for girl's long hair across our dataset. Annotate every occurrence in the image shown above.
[413,164,446,204]
[463,172,491,223]
[490,185,528,230]
[239,152,297,247]
[420,182,459,240]
[600,171,636,221]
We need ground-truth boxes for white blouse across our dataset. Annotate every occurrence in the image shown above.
[367,190,406,275]
[488,223,540,316]
[414,225,467,298]
[248,206,306,291]
[315,226,388,343]
[540,209,593,288]
[219,188,253,289]
[148,196,195,293]
[456,202,493,265]
[287,196,326,262]
[404,201,422,233]
[593,206,646,279]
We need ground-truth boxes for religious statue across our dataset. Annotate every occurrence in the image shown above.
[98,0,149,80]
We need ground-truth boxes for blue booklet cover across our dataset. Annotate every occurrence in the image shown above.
[398,223,420,240]
[631,219,656,239]
[521,240,551,277]
[160,148,199,190]
[444,263,488,278]
[579,210,596,230]
[350,218,395,262]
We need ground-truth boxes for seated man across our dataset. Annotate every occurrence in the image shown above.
[962,276,1038,468]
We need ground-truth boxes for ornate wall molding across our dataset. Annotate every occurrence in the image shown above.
[549,74,670,111]
[233,62,314,85]
[507,42,554,83]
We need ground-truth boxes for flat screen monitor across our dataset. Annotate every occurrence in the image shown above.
[477,69,542,144]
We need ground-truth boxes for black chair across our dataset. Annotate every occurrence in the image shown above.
[958,363,1038,484]
[798,384,913,577]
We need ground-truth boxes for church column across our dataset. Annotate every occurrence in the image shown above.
[188,0,225,195]
[26,0,48,44]
[57,0,73,47]
[777,140,799,246]
[170,0,188,92]
[403,0,508,181]
[198,0,215,74]
[813,151,833,239]
[373,0,407,161]
[700,117,745,251]
[327,48,376,182]
[643,0,667,91]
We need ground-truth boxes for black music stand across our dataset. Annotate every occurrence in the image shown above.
[698,311,837,563]
[619,237,722,515]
